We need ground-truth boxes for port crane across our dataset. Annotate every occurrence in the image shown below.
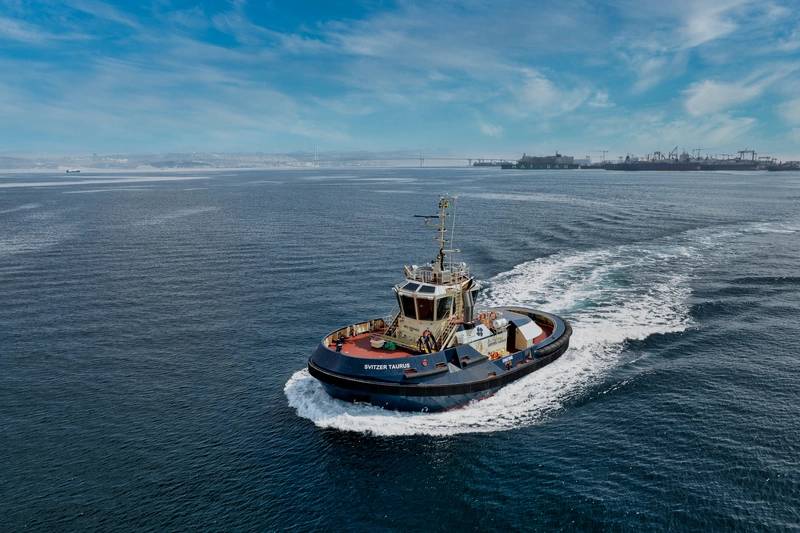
[668,146,679,160]
[588,150,609,163]
[738,149,756,161]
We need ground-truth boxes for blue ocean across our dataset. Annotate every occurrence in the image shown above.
[1,168,799,530]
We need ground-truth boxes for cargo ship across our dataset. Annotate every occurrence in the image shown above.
[307,197,572,412]
[600,148,774,171]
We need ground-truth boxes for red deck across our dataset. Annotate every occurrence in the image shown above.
[328,318,555,360]
[329,333,414,359]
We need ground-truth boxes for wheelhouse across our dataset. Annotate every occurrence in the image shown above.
[393,281,455,322]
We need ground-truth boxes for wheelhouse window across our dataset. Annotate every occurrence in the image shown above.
[416,298,435,321]
[418,285,436,294]
[436,296,453,320]
[403,282,420,292]
[400,295,417,318]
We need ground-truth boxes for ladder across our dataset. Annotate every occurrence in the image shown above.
[383,306,400,335]
[436,320,459,350]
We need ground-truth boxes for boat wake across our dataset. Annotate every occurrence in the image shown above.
[284,221,789,436]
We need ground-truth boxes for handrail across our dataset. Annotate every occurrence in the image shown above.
[435,317,460,350]
[323,318,388,346]
[384,306,400,335]
[403,263,470,284]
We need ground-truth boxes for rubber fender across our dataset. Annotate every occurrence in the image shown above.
[535,321,572,358]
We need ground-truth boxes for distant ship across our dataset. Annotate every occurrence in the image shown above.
[471,160,511,167]
[767,161,800,171]
[502,152,580,169]
[307,197,572,412]
[65,169,81,174]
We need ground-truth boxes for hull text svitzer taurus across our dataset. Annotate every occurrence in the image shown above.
[307,197,572,412]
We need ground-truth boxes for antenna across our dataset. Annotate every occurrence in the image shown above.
[413,196,458,271]
[449,196,458,270]
[435,197,448,269]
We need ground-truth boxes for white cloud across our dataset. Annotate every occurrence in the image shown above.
[587,91,614,108]
[778,98,800,124]
[777,27,800,52]
[679,2,741,48]
[659,114,756,146]
[4,0,800,153]
[683,69,795,116]
[585,110,758,153]
[504,70,590,117]
[612,0,792,92]
[0,15,88,43]
[684,79,763,115]
[628,52,688,93]
[478,121,503,137]
[64,0,141,29]
[0,16,47,42]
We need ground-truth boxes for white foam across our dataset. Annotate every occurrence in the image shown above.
[299,175,357,181]
[63,187,154,194]
[459,191,615,208]
[136,207,220,226]
[0,203,41,215]
[0,176,207,188]
[748,222,799,234]
[0,224,76,257]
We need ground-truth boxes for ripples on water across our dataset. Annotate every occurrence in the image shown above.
[1,169,799,530]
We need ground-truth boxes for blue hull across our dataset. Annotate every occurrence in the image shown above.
[308,307,572,413]
[319,382,501,412]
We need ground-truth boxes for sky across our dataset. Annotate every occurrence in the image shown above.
[1,0,800,159]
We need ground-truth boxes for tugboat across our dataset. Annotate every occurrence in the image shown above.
[307,197,572,412]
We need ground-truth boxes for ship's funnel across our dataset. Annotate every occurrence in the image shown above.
[462,280,475,323]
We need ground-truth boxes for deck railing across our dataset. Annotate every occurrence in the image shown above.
[323,318,387,346]
[403,263,470,284]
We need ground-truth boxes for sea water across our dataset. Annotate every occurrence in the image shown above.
[1,168,799,530]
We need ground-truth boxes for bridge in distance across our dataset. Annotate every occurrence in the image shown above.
[305,154,515,167]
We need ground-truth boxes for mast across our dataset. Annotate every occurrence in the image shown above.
[436,197,448,270]
[409,196,463,284]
